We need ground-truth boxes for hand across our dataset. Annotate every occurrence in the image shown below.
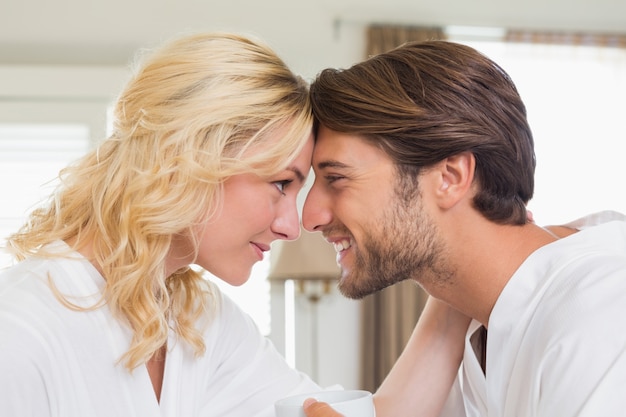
[303,399,344,417]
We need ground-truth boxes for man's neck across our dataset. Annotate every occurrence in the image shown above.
[427,221,559,328]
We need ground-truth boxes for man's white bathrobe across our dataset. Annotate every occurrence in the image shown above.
[441,212,626,416]
[0,241,321,417]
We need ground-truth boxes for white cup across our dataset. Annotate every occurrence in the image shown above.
[275,389,375,417]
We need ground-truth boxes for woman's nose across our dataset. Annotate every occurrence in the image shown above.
[273,198,302,241]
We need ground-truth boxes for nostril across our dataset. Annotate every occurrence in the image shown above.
[301,221,318,233]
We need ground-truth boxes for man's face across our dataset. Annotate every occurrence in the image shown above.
[302,125,450,299]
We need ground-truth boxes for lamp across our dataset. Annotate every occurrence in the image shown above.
[268,229,341,299]
[268,228,341,381]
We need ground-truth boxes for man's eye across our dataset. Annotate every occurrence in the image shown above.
[325,175,344,184]
[273,180,292,194]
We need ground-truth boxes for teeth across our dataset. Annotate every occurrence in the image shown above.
[332,239,352,253]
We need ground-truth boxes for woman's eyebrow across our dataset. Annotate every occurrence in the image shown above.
[287,166,306,184]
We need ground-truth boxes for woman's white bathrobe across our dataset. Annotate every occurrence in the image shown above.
[0,241,321,417]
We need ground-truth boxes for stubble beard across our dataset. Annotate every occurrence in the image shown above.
[338,186,453,299]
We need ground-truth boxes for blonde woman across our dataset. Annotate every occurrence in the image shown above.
[0,32,321,417]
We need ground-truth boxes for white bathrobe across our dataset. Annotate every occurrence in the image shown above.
[0,241,321,417]
[440,211,626,416]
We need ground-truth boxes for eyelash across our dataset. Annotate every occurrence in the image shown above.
[324,175,344,184]
[273,179,292,194]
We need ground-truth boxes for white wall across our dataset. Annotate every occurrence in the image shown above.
[0,65,129,143]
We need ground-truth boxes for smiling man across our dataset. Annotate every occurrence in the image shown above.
[302,40,626,416]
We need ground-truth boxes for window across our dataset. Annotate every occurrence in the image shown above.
[0,92,113,268]
[0,123,91,268]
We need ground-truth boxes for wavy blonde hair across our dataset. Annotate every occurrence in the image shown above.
[6,32,313,370]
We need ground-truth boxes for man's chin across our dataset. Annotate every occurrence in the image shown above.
[339,273,403,300]
[337,275,365,300]
[338,278,380,300]
[338,286,369,300]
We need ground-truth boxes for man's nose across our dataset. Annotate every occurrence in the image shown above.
[302,182,332,233]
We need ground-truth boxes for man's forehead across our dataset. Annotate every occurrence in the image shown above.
[313,127,363,155]
[311,135,355,169]
[312,130,390,172]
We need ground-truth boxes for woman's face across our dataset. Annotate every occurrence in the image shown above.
[170,135,314,285]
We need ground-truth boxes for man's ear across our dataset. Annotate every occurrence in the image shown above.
[435,152,476,209]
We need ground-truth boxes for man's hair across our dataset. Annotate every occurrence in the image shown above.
[310,40,535,224]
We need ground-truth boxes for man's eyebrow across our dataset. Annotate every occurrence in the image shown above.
[316,160,351,170]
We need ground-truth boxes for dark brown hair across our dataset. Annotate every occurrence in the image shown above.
[310,40,535,224]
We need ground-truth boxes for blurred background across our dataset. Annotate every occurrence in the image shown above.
[1,0,625,392]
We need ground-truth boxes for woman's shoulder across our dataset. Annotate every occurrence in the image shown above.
[564,210,626,230]
[0,242,106,334]
[0,251,59,293]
